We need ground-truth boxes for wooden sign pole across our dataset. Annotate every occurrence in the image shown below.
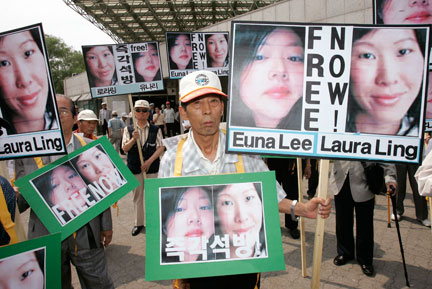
[311,159,330,289]
[296,158,307,277]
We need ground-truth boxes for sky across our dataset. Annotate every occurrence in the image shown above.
[1,0,115,51]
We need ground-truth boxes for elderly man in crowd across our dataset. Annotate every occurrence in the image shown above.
[75,109,99,140]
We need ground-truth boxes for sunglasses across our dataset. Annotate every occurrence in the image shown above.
[135,108,149,113]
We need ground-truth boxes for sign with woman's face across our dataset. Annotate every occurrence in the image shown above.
[14,137,140,240]
[0,233,61,289]
[144,171,284,281]
[0,24,66,160]
[82,41,164,98]
[165,32,229,79]
[227,21,430,164]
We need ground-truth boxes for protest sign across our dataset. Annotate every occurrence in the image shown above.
[0,233,61,289]
[166,32,229,79]
[0,24,66,160]
[15,137,139,240]
[227,21,430,163]
[145,171,284,281]
[82,42,164,98]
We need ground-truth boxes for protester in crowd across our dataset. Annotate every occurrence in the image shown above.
[161,186,215,263]
[72,145,125,191]
[346,28,426,136]
[0,250,44,289]
[15,95,114,289]
[393,163,430,227]
[376,0,432,24]
[122,99,164,236]
[132,43,161,82]
[214,182,266,259]
[205,33,229,68]
[164,101,176,137]
[148,103,155,124]
[83,45,117,87]
[230,26,305,130]
[159,70,331,289]
[99,101,111,135]
[329,161,397,276]
[76,109,98,140]
[108,110,125,153]
[168,34,193,70]
[0,28,58,135]
[153,106,166,138]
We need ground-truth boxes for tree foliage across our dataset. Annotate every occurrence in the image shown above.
[45,35,85,94]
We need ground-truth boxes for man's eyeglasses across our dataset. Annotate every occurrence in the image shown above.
[135,108,149,113]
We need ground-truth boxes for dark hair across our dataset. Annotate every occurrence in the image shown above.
[132,43,161,82]
[160,186,215,263]
[213,182,267,259]
[346,28,426,136]
[229,25,305,130]
[375,0,386,24]
[205,33,229,68]
[82,45,118,87]
[34,249,45,277]
[57,95,76,117]
[0,27,56,135]
[167,33,193,70]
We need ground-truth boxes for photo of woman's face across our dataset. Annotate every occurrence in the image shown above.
[350,29,424,124]
[0,251,44,289]
[85,46,115,87]
[0,30,48,123]
[383,0,432,24]
[239,28,304,128]
[49,165,87,212]
[170,34,192,70]
[75,146,116,186]
[135,44,160,82]
[166,188,214,257]
[216,183,263,251]
[207,34,228,67]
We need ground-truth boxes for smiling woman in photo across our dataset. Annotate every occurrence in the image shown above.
[376,0,432,24]
[206,33,229,68]
[0,28,58,135]
[83,45,117,87]
[132,43,161,82]
[167,33,193,70]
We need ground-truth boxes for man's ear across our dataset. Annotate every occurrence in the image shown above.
[179,106,188,120]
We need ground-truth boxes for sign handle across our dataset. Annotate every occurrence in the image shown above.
[311,159,330,289]
[296,158,307,277]
[127,94,146,177]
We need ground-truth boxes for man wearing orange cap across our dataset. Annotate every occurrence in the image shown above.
[159,70,332,289]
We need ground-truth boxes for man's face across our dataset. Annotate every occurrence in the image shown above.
[180,94,223,137]
[56,97,76,135]
[78,120,97,137]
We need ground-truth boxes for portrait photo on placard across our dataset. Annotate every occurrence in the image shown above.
[0,24,65,160]
[131,42,162,82]
[145,171,283,281]
[0,233,61,289]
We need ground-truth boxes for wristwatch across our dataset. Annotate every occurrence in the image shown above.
[291,200,299,221]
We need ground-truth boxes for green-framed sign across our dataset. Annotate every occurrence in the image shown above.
[145,171,285,281]
[15,137,139,240]
[0,233,61,288]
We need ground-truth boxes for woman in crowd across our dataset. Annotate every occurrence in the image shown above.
[71,145,125,191]
[161,186,215,263]
[83,45,117,87]
[153,106,166,138]
[214,182,266,259]
[205,33,229,68]
[0,27,58,135]
[346,27,426,136]
[376,0,432,24]
[168,34,193,70]
[230,25,305,130]
[0,250,44,289]
[132,43,161,82]
[33,162,91,225]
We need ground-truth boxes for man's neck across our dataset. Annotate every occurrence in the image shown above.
[63,131,73,144]
[137,119,148,128]
[194,130,220,162]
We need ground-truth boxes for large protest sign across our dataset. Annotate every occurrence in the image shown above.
[166,32,229,79]
[145,171,284,281]
[0,24,66,160]
[15,137,139,240]
[82,42,164,98]
[373,0,432,131]
[227,21,430,163]
[0,233,61,289]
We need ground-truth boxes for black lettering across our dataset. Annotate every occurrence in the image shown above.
[306,54,324,77]
[329,55,345,77]
[291,138,300,150]
[198,33,204,41]
[233,132,245,147]
[328,82,348,105]
[304,109,319,131]
[199,52,206,60]
[305,81,320,104]
[331,27,345,50]
[308,27,323,49]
